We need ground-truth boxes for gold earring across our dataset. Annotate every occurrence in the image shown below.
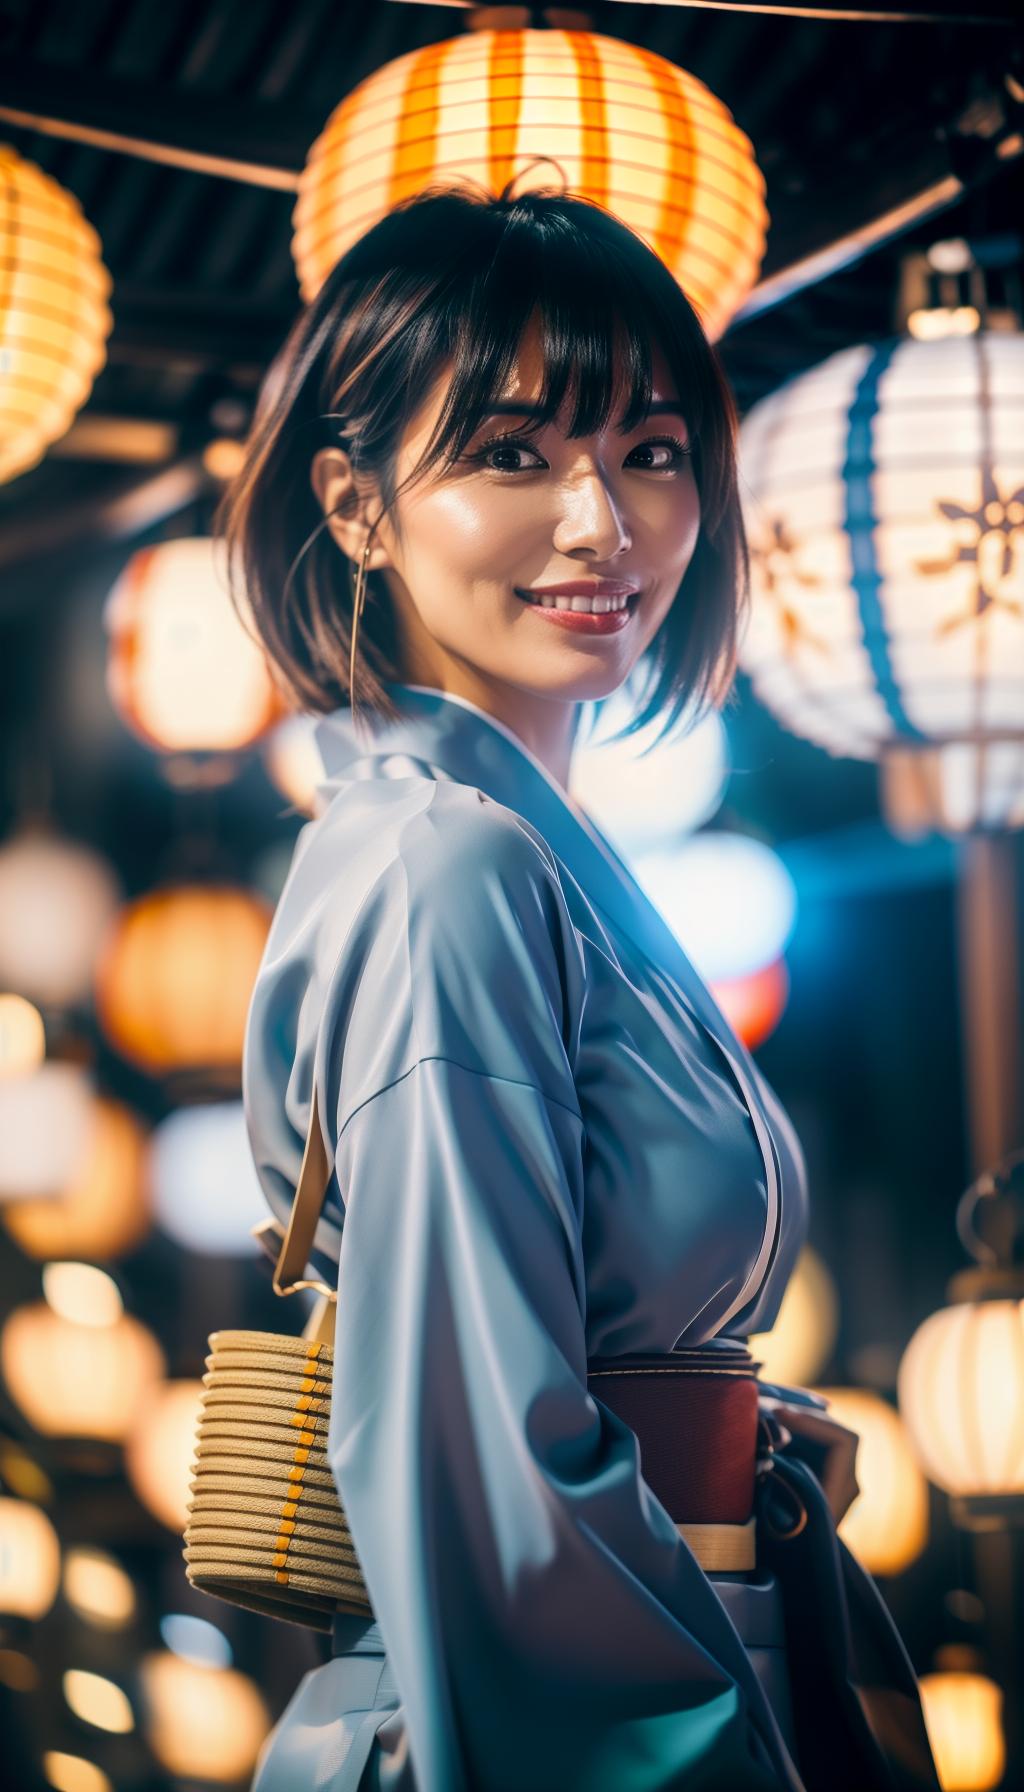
[348,531,373,717]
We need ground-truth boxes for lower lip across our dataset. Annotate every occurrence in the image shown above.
[515,593,636,634]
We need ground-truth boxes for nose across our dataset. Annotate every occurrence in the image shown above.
[551,468,633,562]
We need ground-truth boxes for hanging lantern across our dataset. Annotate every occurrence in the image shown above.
[104,538,285,754]
[0,145,113,485]
[139,1652,270,1782]
[125,1381,204,1532]
[0,1497,60,1618]
[570,687,729,853]
[811,1387,928,1576]
[1,1304,165,1443]
[0,1064,95,1201]
[711,957,789,1051]
[738,331,1024,834]
[94,885,272,1078]
[0,995,45,1076]
[293,27,768,341]
[918,1656,1005,1792]
[898,1151,1024,1525]
[0,829,120,1008]
[150,1103,270,1255]
[632,831,797,985]
[2,1098,151,1260]
[750,1244,839,1388]
[263,714,331,819]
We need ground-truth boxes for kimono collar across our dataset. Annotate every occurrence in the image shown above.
[312,684,756,1082]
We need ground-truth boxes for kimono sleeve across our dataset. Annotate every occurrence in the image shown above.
[321,794,795,1792]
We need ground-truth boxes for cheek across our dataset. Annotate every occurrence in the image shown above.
[403,489,527,572]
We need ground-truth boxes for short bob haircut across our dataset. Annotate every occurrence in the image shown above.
[218,169,750,748]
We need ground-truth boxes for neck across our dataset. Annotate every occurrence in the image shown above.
[398,666,582,794]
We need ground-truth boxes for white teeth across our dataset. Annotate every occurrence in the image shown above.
[531,592,631,613]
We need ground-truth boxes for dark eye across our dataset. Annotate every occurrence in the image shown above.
[626,436,692,471]
[472,434,546,474]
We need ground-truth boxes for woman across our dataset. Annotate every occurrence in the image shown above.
[230,178,940,1791]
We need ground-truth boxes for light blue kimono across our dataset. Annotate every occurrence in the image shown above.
[242,682,812,1792]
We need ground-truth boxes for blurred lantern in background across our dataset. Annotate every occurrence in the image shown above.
[0,145,113,485]
[0,994,45,1076]
[710,957,790,1052]
[2,1098,150,1260]
[293,26,768,341]
[0,829,120,1007]
[570,686,729,853]
[150,1102,268,1255]
[918,1652,1006,1792]
[737,331,1024,836]
[0,1063,95,1200]
[104,537,285,754]
[42,1753,113,1792]
[633,830,797,986]
[0,1497,60,1617]
[750,1244,839,1387]
[139,1651,270,1782]
[263,713,331,818]
[898,1151,1024,1524]
[811,1386,929,1575]
[62,1547,136,1629]
[125,1380,204,1531]
[1,1303,164,1443]
[62,1668,134,1734]
[94,884,272,1078]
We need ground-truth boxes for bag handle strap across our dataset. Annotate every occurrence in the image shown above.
[250,1079,336,1303]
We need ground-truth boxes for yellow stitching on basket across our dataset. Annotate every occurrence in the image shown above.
[293,1448,310,1464]
[275,1570,289,1584]
[282,1500,298,1520]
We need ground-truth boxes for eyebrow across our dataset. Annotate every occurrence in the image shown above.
[477,400,688,429]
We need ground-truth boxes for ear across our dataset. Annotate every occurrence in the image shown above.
[310,447,394,572]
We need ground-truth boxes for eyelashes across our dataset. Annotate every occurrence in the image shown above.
[466,431,693,475]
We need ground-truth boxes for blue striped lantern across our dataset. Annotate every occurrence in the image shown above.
[737,332,1024,834]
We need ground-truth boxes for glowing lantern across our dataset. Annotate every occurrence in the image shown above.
[918,1665,1005,1792]
[898,1153,1024,1522]
[125,1381,204,1531]
[94,884,271,1076]
[750,1244,839,1388]
[0,995,45,1076]
[2,1098,151,1260]
[151,1102,269,1254]
[0,1063,95,1200]
[0,830,120,1007]
[1,1304,164,1442]
[633,831,797,983]
[811,1387,928,1576]
[43,1756,112,1792]
[62,1547,136,1628]
[0,145,113,485]
[711,957,789,1050]
[738,332,1024,834]
[0,1498,60,1617]
[104,538,284,753]
[140,1652,270,1782]
[62,1669,133,1734]
[570,687,729,853]
[264,714,331,818]
[293,27,768,340]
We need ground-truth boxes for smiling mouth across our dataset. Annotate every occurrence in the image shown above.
[515,589,639,614]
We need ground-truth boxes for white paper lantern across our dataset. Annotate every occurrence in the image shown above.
[0,831,120,1007]
[738,332,1024,832]
[150,1102,268,1254]
[0,1064,95,1200]
[812,1387,928,1576]
[571,687,728,853]
[632,831,797,983]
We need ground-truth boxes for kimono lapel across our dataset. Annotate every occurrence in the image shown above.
[313,683,781,1328]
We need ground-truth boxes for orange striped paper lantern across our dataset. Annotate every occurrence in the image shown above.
[0,145,113,484]
[293,28,768,341]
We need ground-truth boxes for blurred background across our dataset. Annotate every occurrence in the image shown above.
[0,2,1022,1790]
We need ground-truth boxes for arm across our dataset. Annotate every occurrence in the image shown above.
[319,791,797,1791]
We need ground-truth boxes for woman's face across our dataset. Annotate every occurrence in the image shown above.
[311,313,701,734]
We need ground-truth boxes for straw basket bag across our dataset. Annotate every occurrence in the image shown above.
[182,1084,369,1632]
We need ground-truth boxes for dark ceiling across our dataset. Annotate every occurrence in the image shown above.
[0,0,1021,609]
